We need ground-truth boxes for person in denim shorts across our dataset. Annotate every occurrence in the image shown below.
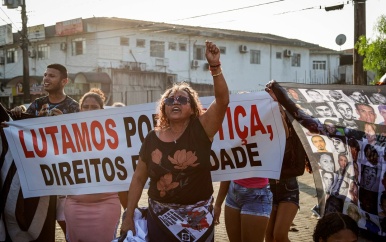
[264,81,307,242]
[214,178,272,242]
[214,91,273,242]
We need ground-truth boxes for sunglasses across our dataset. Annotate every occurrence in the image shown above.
[164,96,190,106]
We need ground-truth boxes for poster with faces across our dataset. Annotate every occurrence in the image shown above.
[282,85,386,236]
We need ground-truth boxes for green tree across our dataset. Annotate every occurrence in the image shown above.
[355,15,386,81]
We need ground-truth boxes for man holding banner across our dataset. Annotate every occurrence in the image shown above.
[1,63,79,241]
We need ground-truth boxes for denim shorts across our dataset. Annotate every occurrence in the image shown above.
[225,181,273,217]
[269,177,300,208]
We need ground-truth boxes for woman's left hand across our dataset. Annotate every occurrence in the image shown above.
[205,41,220,65]
[213,204,221,226]
[265,80,278,101]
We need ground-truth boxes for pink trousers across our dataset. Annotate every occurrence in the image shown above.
[64,192,121,242]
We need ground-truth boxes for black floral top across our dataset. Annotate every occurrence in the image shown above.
[26,96,80,117]
[140,118,213,205]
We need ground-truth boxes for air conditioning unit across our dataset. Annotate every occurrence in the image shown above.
[284,49,293,57]
[60,42,67,51]
[239,45,248,53]
[29,49,36,58]
[155,58,169,67]
[167,75,176,83]
[0,57,4,65]
[191,60,199,68]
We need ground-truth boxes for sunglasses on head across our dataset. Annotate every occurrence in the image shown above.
[164,96,190,106]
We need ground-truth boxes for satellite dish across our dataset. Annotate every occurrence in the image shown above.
[335,34,347,46]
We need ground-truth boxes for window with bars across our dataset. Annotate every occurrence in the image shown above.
[291,53,301,67]
[37,44,49,59]
[193,45,205,60]
[136,39,145,47]
[6,48,16,63]
[120,37,129,46]
[313,61,326,70]
[250,50,261,64]
[71,38,86,56]
[150,41,165,58]
[179,43,187,51]
[168,42,177,50]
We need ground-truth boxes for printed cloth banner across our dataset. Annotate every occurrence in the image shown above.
[274,82,386,238]
[0,92,285,241]
[2,92,285,199]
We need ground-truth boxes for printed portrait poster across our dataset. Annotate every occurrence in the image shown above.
[278,82,386,237]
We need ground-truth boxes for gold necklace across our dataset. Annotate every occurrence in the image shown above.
[169,128,183,143]
[168,123,188,143]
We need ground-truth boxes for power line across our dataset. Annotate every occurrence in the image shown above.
[0,6,20,32]
[275,1,351,15]
[274,6,318,15]
[173,0,285,22]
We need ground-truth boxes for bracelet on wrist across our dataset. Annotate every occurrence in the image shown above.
[209,62,221,71]
[211,69,222,77]
[209,62,221,68]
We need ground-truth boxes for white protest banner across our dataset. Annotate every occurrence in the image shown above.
[3,92,285,198]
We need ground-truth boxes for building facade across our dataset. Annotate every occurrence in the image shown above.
[0,17,341,108]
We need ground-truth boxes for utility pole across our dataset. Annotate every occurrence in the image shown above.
[2,0,30,102]
[20,0,30,103]
[353,0,366,85]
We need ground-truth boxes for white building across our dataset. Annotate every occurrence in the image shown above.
[0,17,341,107]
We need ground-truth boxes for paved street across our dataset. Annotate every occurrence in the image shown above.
[55,172,373,241]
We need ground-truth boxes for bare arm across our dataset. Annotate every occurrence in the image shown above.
[120,158,149,235]
[214,181,230,225]
[199,41,229,140]
[265,80,313,122]
[118,191,128,209]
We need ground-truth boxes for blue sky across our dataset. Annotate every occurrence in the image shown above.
[0,0,385,50]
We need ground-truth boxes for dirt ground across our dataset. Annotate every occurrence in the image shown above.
[54,177,314,242]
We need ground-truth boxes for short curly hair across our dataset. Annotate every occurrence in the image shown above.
[79,88,106,109]
[313,212,358,242]
[157,82,203,130]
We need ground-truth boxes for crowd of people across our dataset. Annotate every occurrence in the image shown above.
[0,40,369,242]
